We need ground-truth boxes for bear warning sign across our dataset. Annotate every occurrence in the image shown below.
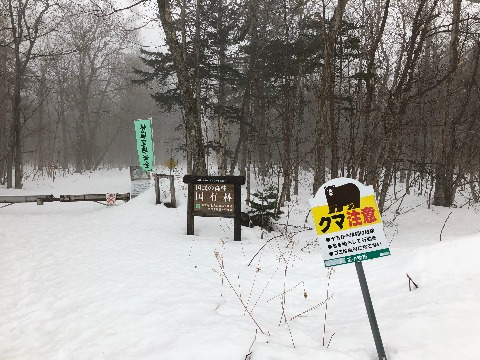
[310,177,390,267]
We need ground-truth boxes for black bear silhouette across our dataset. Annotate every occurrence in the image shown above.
[324,183,360,214]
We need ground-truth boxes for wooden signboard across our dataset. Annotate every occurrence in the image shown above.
[183,175,245,241]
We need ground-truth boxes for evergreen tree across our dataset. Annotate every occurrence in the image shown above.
[133,0,244,174]
[246,185,282,231]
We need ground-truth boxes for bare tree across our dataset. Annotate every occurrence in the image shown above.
[56,1,138,172]
[5,0,57,188]
[433,0,464,207]
[0,5,12,185]
[313,0,349,192]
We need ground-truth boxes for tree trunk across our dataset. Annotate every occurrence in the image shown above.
[8,0,50,188]
[6,135,13,189]
[279,0,292,207]
[357,0,390,184]
[75,50,88,173]
[313,93,326,192]
[293,63,304,197]
[433,0,461,207]
[157,0,207,176]
[36,65,47,171]
[217,0,227,176]
[59,71,69,169]
[13,86,22,189]
[0,45,9,186]
[229,133,242,175]
[10,0,24,188]
[405,163,412,195]
[313,0,348,191]
[469,172,479,204]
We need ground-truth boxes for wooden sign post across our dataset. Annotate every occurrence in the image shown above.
[183,175,245,241]
[154,173,177,207]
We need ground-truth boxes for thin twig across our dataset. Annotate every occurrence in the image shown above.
[94,201,110,206]
[327,332,335,348]
[246,258,262,308]
[266,281,305,302]
[90,0,149,16]
[215,251,264,334]
[383,191,407,214]
[440,211,453,241]
[247,329,258,356]
[398,203,422,215]
[251,261,281,312]
[305,209,311,224]
[248,234,284,266]
[248,229,308,266]
[275,222,313,230]
[323,268,333,346]
[406,273,419,291]
[290,293,335,322]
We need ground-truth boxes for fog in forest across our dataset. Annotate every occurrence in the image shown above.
[2,0,480,210]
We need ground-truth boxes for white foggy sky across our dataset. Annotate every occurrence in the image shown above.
[115,0,165,49]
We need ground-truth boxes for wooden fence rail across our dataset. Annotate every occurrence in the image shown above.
[0,193,130,205]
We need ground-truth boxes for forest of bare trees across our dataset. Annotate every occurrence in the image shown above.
[0,0,160,186]
[2,0,480,211]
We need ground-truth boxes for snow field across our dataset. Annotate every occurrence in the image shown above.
[0,168,479,359]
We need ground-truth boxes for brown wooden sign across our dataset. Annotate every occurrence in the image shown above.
[183,175,245,241]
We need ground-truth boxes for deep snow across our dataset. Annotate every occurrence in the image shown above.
[0,168,479,359]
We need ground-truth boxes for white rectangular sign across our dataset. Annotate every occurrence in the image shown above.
[309,178,390,267]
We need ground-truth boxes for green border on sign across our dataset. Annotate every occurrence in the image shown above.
[134,119,154,172]
[324,248,391,267]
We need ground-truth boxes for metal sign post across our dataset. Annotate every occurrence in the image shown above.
[355,261,387,360]
[309,177,390,359]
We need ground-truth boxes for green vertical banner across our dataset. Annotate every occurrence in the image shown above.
[134,119,154,172]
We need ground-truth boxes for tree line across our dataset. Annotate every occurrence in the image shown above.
[2,0,480,211]
[0,0,158,188]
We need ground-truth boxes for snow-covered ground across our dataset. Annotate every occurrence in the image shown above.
[1,168,479,359]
